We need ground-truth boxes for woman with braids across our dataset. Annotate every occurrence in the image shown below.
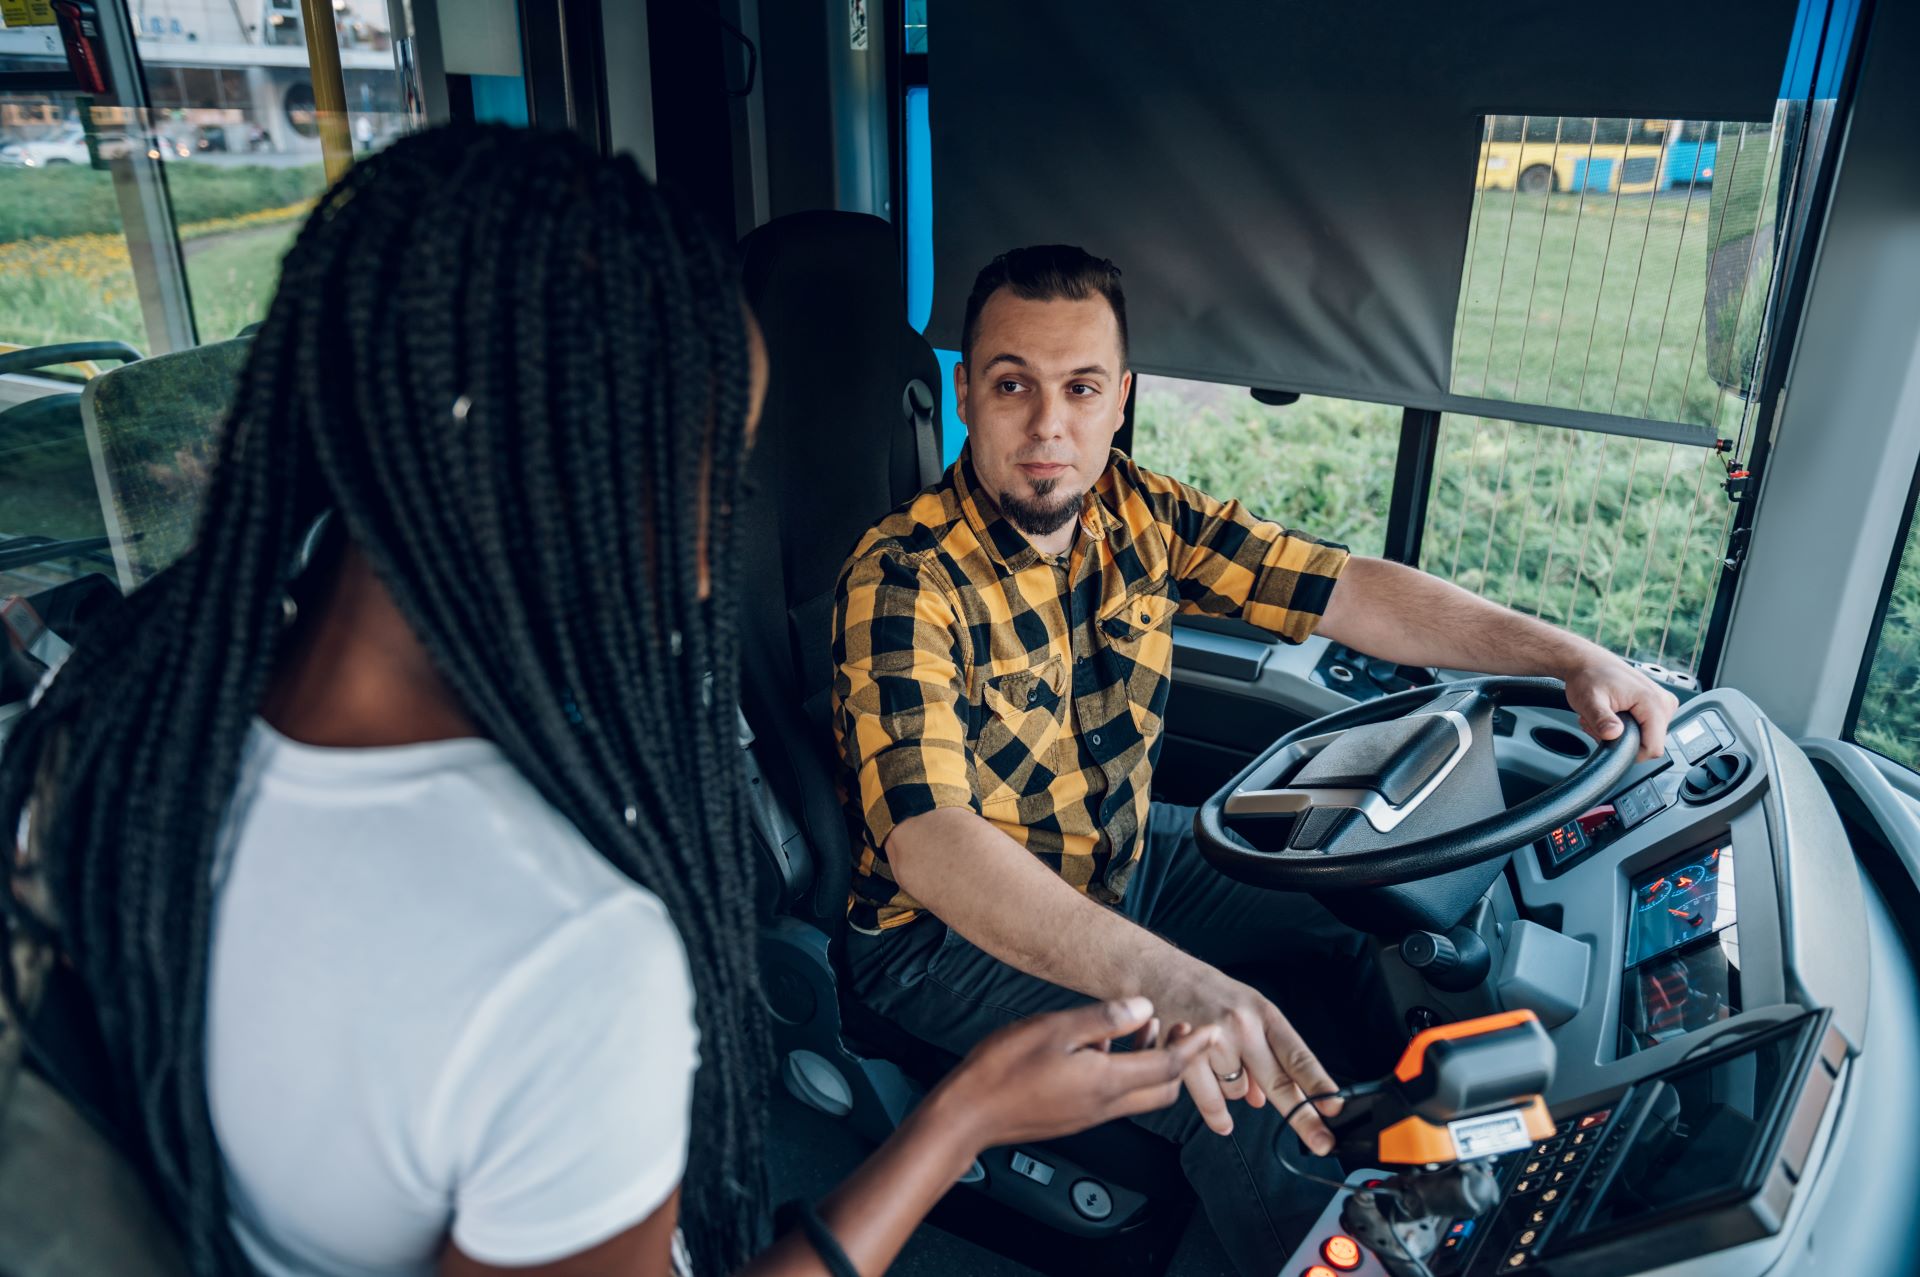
[0,124,1214,1276]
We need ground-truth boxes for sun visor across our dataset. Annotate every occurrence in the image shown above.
[928,1,1801,408]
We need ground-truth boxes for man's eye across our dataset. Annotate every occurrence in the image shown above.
[998,380,1024,394]
[1069,383,1098,397]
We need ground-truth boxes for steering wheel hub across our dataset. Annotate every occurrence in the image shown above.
[1195,677,1640,934]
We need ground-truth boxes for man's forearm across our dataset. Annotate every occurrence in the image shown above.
[1318,556,1608,678]
[884,807,1200,1000]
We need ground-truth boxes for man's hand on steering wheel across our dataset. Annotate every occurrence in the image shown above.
[1561,652,1680,762]
[1146,964,1340,1155]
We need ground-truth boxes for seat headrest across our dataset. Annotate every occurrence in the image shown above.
[79,337,251,589]
[738,210,941,654]
[735,212,943,926]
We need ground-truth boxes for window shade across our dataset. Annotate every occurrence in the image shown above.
[927,0,1802,427]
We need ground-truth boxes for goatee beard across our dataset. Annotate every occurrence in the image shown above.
[999,477,1081,537]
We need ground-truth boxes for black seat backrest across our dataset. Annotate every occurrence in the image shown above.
[737,211,942,931]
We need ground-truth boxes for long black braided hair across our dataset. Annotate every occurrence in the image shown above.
[0,124,769,1273]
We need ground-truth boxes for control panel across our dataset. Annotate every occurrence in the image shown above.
[1533,708,1743,878]
[1284,1013,1838,1276]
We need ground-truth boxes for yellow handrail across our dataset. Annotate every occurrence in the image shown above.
[299,0,355,184]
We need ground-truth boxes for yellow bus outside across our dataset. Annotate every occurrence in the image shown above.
[1475,117,1706,196]
[1478,138,1667,195]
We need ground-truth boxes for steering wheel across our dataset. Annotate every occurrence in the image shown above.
[1194,676,1640,894]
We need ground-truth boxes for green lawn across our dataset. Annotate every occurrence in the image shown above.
[1856,516,1920,769]
[1453,193,1736,431]
[185,222,299,341]
[1133,388,1727,672]
[1136,375,1914,762]
[0,217,295,353]
[0,161,325,242]
[1453,120,1783,435]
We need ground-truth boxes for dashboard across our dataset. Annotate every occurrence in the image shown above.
[1168,641,1920,1277]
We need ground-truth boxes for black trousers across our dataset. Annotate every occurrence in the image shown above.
[845,802,1399,1277]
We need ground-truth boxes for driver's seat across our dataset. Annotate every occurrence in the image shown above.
[735,211,1195,1271]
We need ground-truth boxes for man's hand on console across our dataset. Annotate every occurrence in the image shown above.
[1141,963,1341,1154]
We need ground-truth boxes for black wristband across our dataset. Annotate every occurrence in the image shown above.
[775,1198,861,1277]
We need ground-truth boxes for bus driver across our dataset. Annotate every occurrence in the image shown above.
[831,244,1680,1276]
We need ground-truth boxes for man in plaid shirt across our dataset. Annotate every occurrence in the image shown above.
[831,246,1677,1272]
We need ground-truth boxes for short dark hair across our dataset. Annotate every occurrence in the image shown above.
[960,244,1128,368]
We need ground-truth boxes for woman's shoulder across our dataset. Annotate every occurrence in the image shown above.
[231,720,686,1000]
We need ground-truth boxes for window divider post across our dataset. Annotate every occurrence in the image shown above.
[1385,407,1442,567]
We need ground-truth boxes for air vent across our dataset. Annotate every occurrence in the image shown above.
[1682,751,1751,804]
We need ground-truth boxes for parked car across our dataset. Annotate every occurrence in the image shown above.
[0,125,91,167]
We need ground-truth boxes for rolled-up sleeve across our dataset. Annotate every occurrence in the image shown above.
[832,548,979,851]
[1140,468,1350,644]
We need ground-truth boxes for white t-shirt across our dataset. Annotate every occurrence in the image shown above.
[206,719,699,1276]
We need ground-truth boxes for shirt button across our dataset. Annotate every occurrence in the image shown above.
[1027,687,1040,705]
[1090,732,1103,747]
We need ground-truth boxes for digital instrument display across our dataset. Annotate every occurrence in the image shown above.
[1625,838,1734,968]
[1571,1019,1810,1241]
[1620,837,1739,1056]
[1621,931,1741,1054]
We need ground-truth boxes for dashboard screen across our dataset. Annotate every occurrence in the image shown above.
[1626,837,1735,968]
[1572,1018,1811,1241]
[1621,837,1740,1055]
[1622,929,1741,1053]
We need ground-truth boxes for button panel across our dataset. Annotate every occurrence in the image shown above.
[1440,1106,1620,1275]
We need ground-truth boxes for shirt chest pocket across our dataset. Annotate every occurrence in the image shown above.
[1096,588,1181,731]
[972,656,1069,813]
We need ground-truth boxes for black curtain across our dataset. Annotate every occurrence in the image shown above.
[929,0,1801,407]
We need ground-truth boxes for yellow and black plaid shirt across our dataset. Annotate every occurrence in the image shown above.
[831,446,1350,932]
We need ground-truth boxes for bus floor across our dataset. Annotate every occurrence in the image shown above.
[766,1089,1238,1277]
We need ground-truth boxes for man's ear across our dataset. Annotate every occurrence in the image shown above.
[953,359,971,428]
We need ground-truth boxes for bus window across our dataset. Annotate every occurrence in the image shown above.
[1423,416,1726,677]
[0,22,147,597]
[129,2,414,341]
[0,0,421,598]
[1130,383,1394,559]
[1853,479,1920,770]
[0,88,146,354]
[1459,113,1790,433]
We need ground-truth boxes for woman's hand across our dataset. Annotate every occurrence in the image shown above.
[926,998,1219,1151]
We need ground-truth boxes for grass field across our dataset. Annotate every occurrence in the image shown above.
[1135,387,1916,766]
[1132,388,1728,668]
[0,161,324,242]
[1452,192,1755,433]
[1856,516,1920,768]
[0,163,312,353]
[1453,120,1783,433]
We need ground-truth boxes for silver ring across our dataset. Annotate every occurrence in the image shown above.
[1214,1068,1245,1085]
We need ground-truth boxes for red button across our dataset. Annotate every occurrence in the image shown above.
[1578,1110,1612,1129]
[1323,1235,1364,1270]
[1303,1267,1338,1277]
